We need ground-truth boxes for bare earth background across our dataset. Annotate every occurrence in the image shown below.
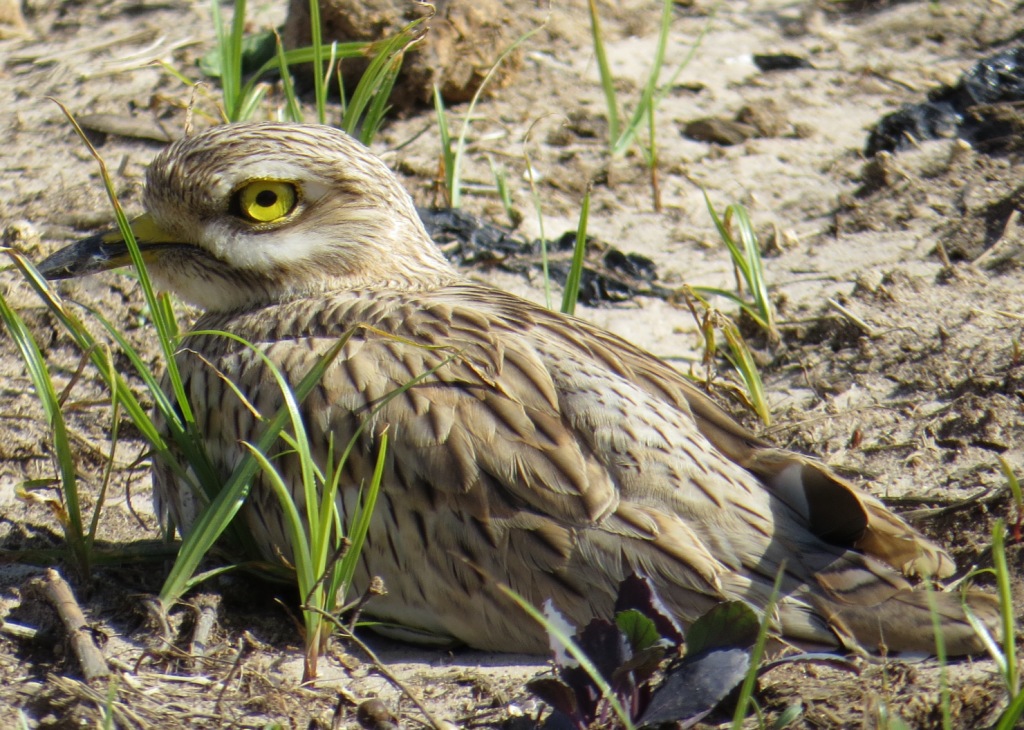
[1,0,1023,727]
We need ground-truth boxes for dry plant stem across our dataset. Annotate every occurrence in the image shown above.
[36,568,110,681]
[142,596,173,643]
[826,298,880,339]
[302,537,351,610]
[901,485,1010,521]
[48,675,148,728]
[344,575,386,633]
[189,593,221,669]
[215,635,251,713]
[0,619,38,640]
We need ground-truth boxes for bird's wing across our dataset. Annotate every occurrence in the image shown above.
[313,299,746,597]
[181,286,960,648]
[189,285,948,592]
[188,293,774,602]
[555,310,954,579]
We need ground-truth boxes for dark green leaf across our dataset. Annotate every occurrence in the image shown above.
[616,608,660,652]
[685,600,759,655]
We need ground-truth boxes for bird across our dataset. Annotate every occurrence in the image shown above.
[37,121,998,656]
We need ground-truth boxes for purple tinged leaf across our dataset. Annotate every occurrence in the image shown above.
[614,573,685,645]
[526,677,581,719]
[577,619,630,682]
[543,598,579,667]
[637,647,752,729]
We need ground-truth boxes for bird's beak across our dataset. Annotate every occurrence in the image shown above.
[36,213,181,280]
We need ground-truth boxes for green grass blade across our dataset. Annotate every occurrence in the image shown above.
[215,0,249,121]
[335,432,387,598]
[273,30,304,123]
[360,53,403,145]
[992,520,1019,695]
[611,0,709,158]
[244,444,314,589]
[730,204,777,339]
[995,690,1024,730]
[5,251,191,486]
[587,0,619,144]
[235,41,370,112]
[523,148,552,310]
[731,568,785,728]
[433,85,456,206]
[690,286,770,330]
[158,332,349,608]
[560,185,591,316]
[721,320,771,426]
[341,22,423,142]
[704,191,752,288]
[701,192,778,341]
[444,19,545,208]
[0,287,88,574]
[487,155,516,227]
[211,0,232,119]
[610,0,671,157]
[236,84,268,123]
[925,583,953,730]
[88,379,120,547]
[55,107,194,429]
[308,0,326,124]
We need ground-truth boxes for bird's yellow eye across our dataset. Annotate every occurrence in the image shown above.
[236,181,298,223]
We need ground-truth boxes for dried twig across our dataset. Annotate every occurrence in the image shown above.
[826,298,880,339]
[215,635,252,714]
[189,593,221,671]
[35,568,109,681]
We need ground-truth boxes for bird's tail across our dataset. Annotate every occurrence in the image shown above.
[811,582,1001,656]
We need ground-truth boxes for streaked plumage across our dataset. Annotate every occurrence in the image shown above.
[39,122,998,655]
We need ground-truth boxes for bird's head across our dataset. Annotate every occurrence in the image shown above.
[37,122,456,311]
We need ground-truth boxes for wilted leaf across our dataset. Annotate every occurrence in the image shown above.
[611,644,666,689]
[685,600,759,655]
[637,647,751,728]
[527,677,580,719]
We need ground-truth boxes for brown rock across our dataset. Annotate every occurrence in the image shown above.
[283,0,531,106]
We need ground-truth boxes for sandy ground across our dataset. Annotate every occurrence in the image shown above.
[1,0,1023,727]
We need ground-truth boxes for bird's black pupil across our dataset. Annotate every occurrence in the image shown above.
[255,189,278,208]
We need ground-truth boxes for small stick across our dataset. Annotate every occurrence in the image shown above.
[189,593,221,670]
[826,298,880,339]
[0,619,38,640]
[36,568,109,682]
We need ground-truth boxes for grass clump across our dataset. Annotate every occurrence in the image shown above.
[587,0,708,209]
